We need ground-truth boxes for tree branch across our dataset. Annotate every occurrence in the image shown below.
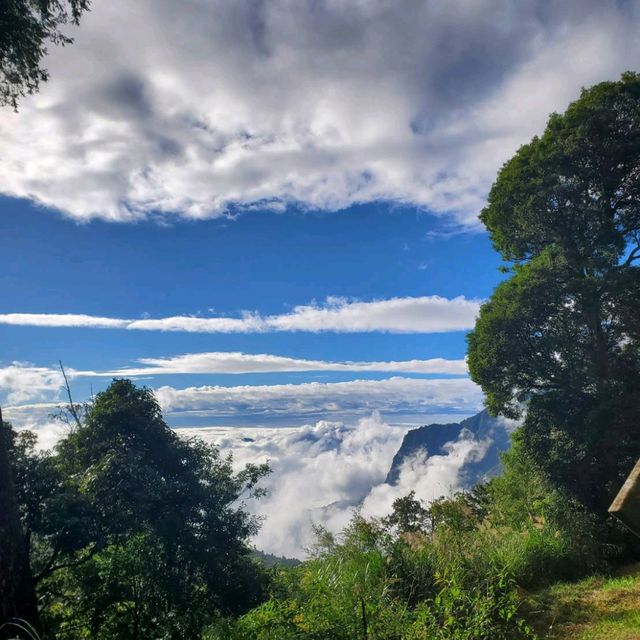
[59,360,82,430]
[34,541,103,583]
[619,244,640,268]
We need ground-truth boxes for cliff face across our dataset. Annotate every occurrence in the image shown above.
[385,410,511,488]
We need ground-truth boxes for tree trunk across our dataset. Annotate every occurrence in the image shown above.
[0,406,40,638]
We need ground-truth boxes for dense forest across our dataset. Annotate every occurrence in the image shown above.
[1,72,639,639]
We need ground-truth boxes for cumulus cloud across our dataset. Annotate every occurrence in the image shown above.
[1,0,638,222]
[0,363,64,404]
[11,413,492,556]
[5,381,488,556]
[16,421,71,452]
[0,295,480,334]
[155,376,483,423]
[88,350,467,376]
[358,435,491,520]
[9,411,495,556]
[185,414,492,557]
[190,415,409,556]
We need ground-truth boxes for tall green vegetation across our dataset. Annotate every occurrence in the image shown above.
[1,0,90,620]
[467,72,640,532]
[211,452,598,639]
[4,381,601,640]
[3,380,270,638]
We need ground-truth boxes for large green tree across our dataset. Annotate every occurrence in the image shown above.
[7,379,270,638]
[1,0,90,109]
[467,72,640,523]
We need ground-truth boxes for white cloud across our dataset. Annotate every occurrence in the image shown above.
[89,350,467,376]
[16,421,71,452]
[0,295,480,334]
[155,376,483,423]
[5,374,482,423]
[262,296,478,333]
[191,415,409,556]
[182,414,492,557]
[1,0,638,222]
[358,435,491,520]
[0,314,129,329]
[0,363,64,404]
[4,376,482,428]
[10,412,494,556]
[6,380,487,556]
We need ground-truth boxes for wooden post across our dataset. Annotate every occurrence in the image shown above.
[609,458,640,538]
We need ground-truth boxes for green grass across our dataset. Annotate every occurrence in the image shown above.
[523,564,640,639]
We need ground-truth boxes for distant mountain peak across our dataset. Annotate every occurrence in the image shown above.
[385,409,510,489]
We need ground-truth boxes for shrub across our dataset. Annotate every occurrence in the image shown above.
[406,569,534,640]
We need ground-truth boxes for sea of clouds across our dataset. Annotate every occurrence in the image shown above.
[179,413,489,558]
[10,406,488,558]
[2,360,489,557]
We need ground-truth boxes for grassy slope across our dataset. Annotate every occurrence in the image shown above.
[524,564,640,639]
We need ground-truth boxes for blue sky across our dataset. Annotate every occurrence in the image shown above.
[1,0,639,433]
[1,196,500,426]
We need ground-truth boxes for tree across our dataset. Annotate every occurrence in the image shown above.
[1,0,90,110]
[8,379,270,638]
[0,409,39,639]
[467,72,640,525]
[382,491,430,534]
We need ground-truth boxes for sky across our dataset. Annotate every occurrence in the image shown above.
[2,0,639,555]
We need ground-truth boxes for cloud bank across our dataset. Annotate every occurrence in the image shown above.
[155,377,482,423]
[9,412,491,557]
[0,363,64,404]
[1,0,638,222]
[190,414,491,557]
[0,296,479,334]
[4,375,482,428]
[90,351,467,377]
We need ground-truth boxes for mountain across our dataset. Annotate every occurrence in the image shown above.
[385,410,511,488]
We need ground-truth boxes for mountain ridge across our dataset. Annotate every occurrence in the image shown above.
[385,409,511,489]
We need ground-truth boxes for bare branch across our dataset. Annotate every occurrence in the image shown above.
[622,244,640,267]
[59,360,82,430]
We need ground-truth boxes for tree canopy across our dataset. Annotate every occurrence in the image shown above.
[479,72,640,267]
[468,72,640,523]
[5,379,270,638]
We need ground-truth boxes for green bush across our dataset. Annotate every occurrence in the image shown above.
[221,516,542,639]
[407,569,534,640]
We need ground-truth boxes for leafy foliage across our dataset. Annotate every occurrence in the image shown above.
[468,72,640,527]
[8,379,270,638]
[0,0,90,109]
[0,415,40,636]
[479,72,640,265]
[213,449,599,639]
[5,378,608,639]
[407,570,533,640]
